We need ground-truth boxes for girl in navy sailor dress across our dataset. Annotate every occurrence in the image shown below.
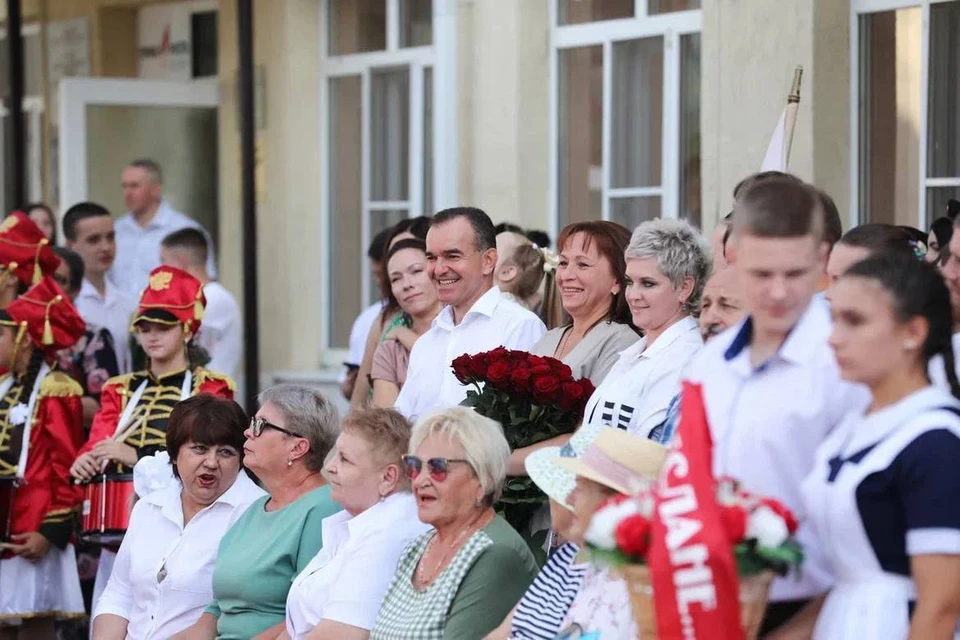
[790,255,960,639]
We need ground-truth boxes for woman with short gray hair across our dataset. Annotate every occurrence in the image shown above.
[178,385,343,640]
[371,407,538,639]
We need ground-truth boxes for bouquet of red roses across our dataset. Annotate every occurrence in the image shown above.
[451,347,595,520]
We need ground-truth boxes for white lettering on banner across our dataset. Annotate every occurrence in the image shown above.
[657,443,720,636]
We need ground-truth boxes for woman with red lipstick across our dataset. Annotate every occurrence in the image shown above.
[69,266,234,612]
[371,239,442,408]
[92,396,263,639]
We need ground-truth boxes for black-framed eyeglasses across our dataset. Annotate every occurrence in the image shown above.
[402,455,471,482]
[250,416,298,438]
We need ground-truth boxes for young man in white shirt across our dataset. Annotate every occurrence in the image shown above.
[111,158,217,298]
[931,217,960,387]
[683,176,868,634]
[161,228,241,380]
[394,207,546,420]
[64,201,138,373]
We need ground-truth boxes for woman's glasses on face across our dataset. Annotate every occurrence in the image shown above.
[249,416,298,438]
[402,455,471,482]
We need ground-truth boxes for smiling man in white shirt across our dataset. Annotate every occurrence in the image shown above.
[64,201,138,372]
[111,159,217,298]
[683,176,868,635]
[394,207,546,420]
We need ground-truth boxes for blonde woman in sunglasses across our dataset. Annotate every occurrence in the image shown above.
[370,407,539,640]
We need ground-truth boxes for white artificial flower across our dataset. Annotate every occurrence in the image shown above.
[747,505,789,548]
[585,499,640,550]
[9,403,30,427]
[133,451,179,497]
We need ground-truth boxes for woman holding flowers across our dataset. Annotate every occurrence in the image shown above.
[780,254,960,639]
[506,221,638,476]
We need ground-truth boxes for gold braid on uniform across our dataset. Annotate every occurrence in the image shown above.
[0,375,28,478]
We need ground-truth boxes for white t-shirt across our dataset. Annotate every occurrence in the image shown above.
[93,472,265,638]
[284,492,430,638]
[197,281,242,379]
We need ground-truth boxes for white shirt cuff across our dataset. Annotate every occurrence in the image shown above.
[907,528,960,555]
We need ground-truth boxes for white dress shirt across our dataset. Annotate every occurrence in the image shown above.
[394,286,546,420]
[348,302,385,367]
[684,300,870,602]
[75,278,138,373]
[197,282,242,378]
[928,332,960,391]
[285,492,430,639]
[93,471,265,639]
[110,200,217,298]
[582,316,702,438]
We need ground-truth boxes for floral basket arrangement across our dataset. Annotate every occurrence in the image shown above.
[584,477,803,640]
[452,347,594,536]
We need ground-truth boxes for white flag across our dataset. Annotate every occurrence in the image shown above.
[760,109,787,172]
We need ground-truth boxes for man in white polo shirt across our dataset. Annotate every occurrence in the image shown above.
[394,207,546,420]
[683,176,868,634]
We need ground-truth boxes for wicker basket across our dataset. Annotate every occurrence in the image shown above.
[618,565,775,639]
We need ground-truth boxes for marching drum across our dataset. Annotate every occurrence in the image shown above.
[81,474,135,545]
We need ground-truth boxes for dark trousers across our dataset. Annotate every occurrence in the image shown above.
[759,598,810,636]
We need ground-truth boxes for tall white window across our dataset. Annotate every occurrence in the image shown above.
[852,0,960,229]
[321,0,455,354]
[550,0,702,236]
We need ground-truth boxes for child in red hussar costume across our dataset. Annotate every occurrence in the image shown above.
[0,211,61,308]
[69,265,235,612]
[0,276,87,635]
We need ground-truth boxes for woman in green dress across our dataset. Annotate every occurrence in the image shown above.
[371,407,539,640]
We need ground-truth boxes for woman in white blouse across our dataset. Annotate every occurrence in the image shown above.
[278,408,429,640]
[92,395,265,639]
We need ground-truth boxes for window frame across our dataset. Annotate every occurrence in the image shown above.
[849,0,960,231]
[548,0,702,239]
[318,0,457,363]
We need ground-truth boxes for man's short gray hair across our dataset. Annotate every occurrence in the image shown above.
[409,407,510,504]
[129,158,163,185]
[258,384,340,473]
[625,218,710,312]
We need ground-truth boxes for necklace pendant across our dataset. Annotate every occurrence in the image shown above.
[157,565,167,583]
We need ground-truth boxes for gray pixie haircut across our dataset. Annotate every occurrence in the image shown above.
[258,384,340,473]
[625,218,710,313]
[129,158,163,185]
[409,407,510,505]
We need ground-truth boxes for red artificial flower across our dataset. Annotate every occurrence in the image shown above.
[719,504,748,542]
[532,375,561,403]
[615,513,652,558]
[451,354,473,384]
[487,360,513,390]
[510,367,533,393]
[761,498,799,535]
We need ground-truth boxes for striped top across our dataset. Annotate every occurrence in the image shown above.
[510,542,587,640]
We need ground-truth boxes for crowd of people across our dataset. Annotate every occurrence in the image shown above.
[1,167,960,640]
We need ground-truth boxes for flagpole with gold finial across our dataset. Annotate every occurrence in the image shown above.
[760,66,804,172]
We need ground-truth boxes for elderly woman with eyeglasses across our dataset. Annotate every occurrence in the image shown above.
[370,407,539,640]
[176,385,342,640]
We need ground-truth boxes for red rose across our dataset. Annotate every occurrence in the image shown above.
[614,514,651,558]
[532,375,561,403]
[550,359,573,379]
[468,352,490,379]
[487,361,513,390]
[559,381,586,412]
[579,378,596,399]
[720,505,748,542]
[510,368,533,393]
[761,498,799,535]
[451,354,473,384]
[528,364,552,378]
[527,355,547,367]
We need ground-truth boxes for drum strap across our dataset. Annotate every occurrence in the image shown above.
[15,362,51,481]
